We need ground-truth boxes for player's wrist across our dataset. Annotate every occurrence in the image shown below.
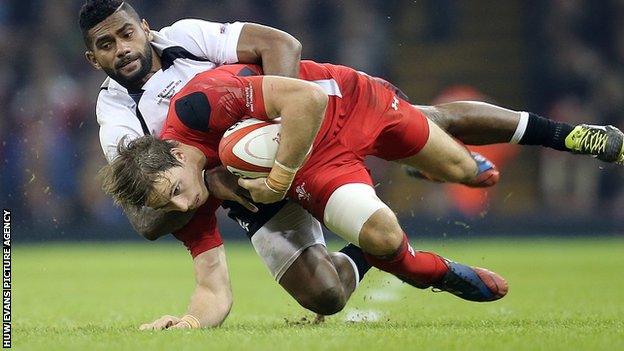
[274,160,299,174]
[266,160,297,193]
[180,314,202,329]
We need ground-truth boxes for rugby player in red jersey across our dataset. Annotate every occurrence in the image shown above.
[100,60,623,327]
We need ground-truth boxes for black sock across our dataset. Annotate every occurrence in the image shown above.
[519,113,575,151]
[339,243,371,282]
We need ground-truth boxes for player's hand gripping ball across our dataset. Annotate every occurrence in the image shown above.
[238,177,286,204]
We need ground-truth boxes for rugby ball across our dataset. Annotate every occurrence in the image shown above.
[218,118,281,178]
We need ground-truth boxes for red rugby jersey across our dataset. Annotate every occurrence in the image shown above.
[162,60,392,257]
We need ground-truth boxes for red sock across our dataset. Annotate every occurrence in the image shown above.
[364,234,449,286]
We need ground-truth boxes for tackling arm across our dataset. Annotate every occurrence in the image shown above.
[236,23,302,78]
[122,204,195,241]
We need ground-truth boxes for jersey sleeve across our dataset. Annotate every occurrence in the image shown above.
[172,196,223,258]
[202,75,268,122]
[161,74,269,168]
[159,19,245,65]
[96,89,145,163]
[164,74,268,137]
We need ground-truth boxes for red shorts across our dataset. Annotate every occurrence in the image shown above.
[289,91,430,220]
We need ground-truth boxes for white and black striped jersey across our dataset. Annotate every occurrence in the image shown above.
[96,19,244,162]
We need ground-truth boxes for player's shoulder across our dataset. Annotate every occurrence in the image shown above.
[95,79,147,143]
[157,18,200,37]
[97,77,113,98]
[180,64,255,93]
[157,18,235,42]
[212,63,263,77]
[96,77,129,99]
[96,79,133,114]
[162,18,215,31]
[299,60,340,78]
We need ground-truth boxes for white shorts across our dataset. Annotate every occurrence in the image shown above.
[249,201,325,281]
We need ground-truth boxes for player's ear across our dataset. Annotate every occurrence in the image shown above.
[85,51,101,70]
[170,147,187,163]
[141,19,153,40]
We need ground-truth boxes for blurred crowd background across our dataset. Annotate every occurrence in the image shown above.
[1,0,622,241]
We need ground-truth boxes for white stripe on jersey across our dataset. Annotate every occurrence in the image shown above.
[312,79,342,98]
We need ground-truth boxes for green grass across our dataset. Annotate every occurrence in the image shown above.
[14,238,624,351]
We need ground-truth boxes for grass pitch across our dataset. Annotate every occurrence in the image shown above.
[15,238,624,351]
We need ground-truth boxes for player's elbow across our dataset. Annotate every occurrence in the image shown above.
[132,224,163,241]
[140,230,161,241]
[264,28,302,57]
[304,83,329,120]
[275,33,302,57]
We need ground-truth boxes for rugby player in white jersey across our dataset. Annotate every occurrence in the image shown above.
[80,0,373,329]
[82,0,624,330]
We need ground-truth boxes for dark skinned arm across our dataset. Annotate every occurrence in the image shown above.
[236,23,302,78]
[122,203,195,241]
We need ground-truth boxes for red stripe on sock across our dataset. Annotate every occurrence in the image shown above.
[364,234,448,286]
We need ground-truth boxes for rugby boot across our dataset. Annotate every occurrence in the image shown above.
[565,124,624,164]
[403,151,500,188]
[402,259,508,302]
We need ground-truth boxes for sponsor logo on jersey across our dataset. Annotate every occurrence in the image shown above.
[236,218,251,232]
[296,182,311,202]
[244,83,254,112]
[407,243,416,257]
[391,96,399,111]
[272,132,281,144]
[157,80,182,104]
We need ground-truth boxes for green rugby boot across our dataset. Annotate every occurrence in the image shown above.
[565,124,624,163]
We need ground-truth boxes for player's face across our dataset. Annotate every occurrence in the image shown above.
[85,10,155,88]
[147,156,209,213]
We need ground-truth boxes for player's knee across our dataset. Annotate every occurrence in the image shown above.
[303,285,347,316]
[359,208,403,256]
